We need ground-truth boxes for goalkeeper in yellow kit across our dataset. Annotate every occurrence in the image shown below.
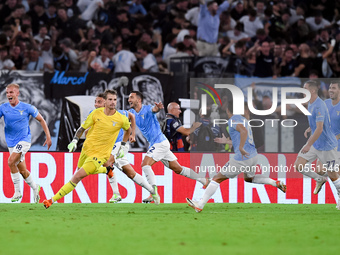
[43,89,131,209]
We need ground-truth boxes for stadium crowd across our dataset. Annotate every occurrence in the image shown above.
[0,0,340,78]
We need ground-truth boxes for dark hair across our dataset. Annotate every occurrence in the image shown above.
[330,80,340,89]
[103,89,117,99]
[305,80,319,90]
[131,90,143,101]
[137,42,152,53]
[96,93,105,98]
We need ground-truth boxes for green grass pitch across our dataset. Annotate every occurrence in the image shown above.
[0,203,337,255]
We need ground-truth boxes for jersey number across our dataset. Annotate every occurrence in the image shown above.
[148,146,155,154]
[15,144,23,151]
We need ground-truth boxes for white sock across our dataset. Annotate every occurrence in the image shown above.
[108,171,119,195]
[252,175,276,186]
[11,172,21,194]
[332,178,340,194]
[142,165,156,186]
[180,167,206,185]
[299,167,324,182]
[132,173,154,194]
[198,180,219,208]
[24,173,37,190]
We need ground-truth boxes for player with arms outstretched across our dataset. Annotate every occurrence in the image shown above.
[0,83,52,203]
[186,101,286,212]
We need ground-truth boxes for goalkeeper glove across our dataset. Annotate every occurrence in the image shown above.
[68,139,78,152]
[117,142,129,159]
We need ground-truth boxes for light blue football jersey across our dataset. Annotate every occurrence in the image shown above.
[324,99,340,151]
[308,97,337,151]
[129,105,166,147]
[228,115,257,161]
[116,110,129,143]
[0,102,39,147]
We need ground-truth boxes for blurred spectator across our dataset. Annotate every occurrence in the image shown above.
[88,45,113,73]
[182,35,198,55]
[128,0,147,17]
[33,25,50,44]
[164,102,201,151]
[112,42,137,73]
[64,0,81,19]
[219,11,236,37]
[0,46,15,70]
[52,45,70,71]
[268,8,290,41]
[239,8,263,38]
[185,2,200,26]
[136,42,159,72]
[226,22,249,41]
[254,0,265,22]
[230,0,247,21]
[10,44,23,69]
[279,47,296,76]
[289,2,306,25]
[252,41,276,77]
[0,0,18,28]
[196,0,231,56]
[25,48,44,71]
[27,0,49,35]
[139,30,163,56]
[40,38,54,72]
[293,43,312,77]
[166,42,190,67]
[60,38,80,71]
[162,33,177,60]
[55,6,86,44]
[305,10,331,32]
[225,40,252,76]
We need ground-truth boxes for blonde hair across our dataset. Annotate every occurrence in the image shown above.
[6,83,20,90]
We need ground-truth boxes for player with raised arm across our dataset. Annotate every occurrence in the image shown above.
[0,83,52,203]
[186,101,286,212]
[128,91,211,203]
[295,81,340,209]
[43,89,130,209]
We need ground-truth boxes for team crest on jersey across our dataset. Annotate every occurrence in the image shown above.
[18,110,24,115]
[112,121,117,126]
[337,111,340,116]
[141,114,144,119]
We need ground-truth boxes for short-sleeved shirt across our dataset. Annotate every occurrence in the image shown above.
[229,115,257,161]
[129,105,166,147]
[164,114,184,151]
[115,110,129,143]
[81,108,130,159]
[0,102,39,147]
[325,99,340,151]
[308,97,337,151]
[253,52,274,77]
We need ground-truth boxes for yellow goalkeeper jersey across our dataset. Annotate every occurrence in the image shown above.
[81,107,130,159]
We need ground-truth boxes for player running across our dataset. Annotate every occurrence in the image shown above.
[0,83,52,203]
[295,80,340,209]
[186,100,287,212]
[128,91,215,203]
[43,89,130,208]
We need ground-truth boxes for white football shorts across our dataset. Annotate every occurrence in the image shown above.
[8,141,31,163]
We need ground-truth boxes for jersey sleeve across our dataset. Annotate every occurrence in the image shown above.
[28,104,39,118]
[121,114,130,131]
[315,105,326,123]
[81,109,96,130]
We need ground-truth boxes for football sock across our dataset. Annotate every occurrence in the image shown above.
[299,167,324,182]
[132,173,154,194]
[24,173,37,190]
[332,178,340,193]
[109,172,119,195]
[198,180,219,208]
[11,172,21,194]
[252,175,277,186]
[180,167,206,185]
[142,165,156,186]
[52,181,77,202]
